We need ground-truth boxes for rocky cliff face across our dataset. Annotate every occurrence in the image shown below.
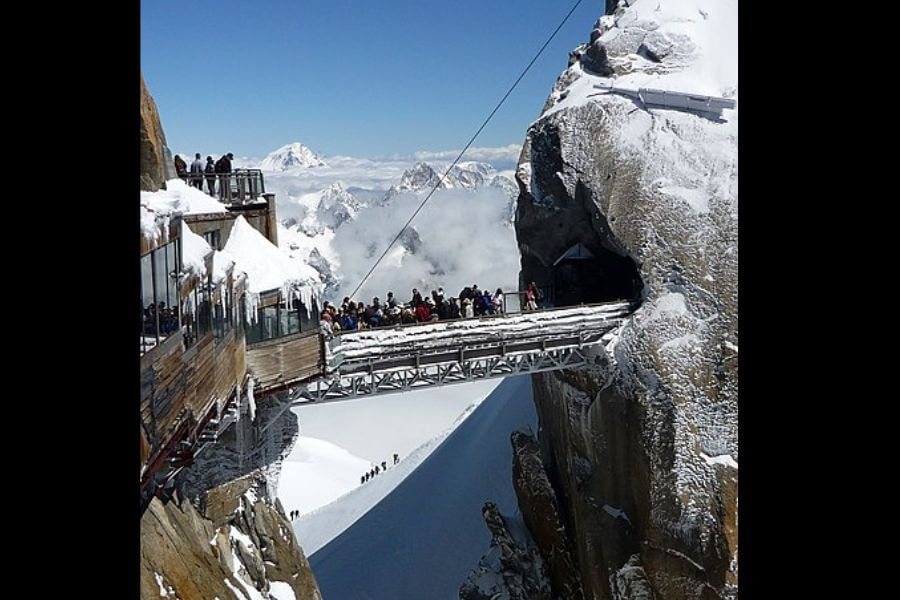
[512,1,738,598]
[141,474,321,600]
[140,75,173,192]
[175,391,300,509]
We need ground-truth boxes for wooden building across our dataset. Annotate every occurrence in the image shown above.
[140,183,325,509]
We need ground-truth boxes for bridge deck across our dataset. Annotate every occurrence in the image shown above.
[330,301,630,367]
[279,302,631,405]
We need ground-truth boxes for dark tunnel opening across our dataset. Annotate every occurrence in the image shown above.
[519,237,644,312]
[550,243,643,308]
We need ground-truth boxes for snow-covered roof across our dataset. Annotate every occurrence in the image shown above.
[141,178,228,217]
[223,215,323,307]
[211,248,237,285]
[140,204,170,248]
[181,221,213,279]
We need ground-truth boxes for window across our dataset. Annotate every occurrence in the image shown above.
[140,240,182,355]
[238,294,246,334]
[286,301,300,335]
[224,285,233,333]
[261,305,278,339]
[213,286,225,340]
[203,229,221,251]
[166,241,179,311]
[198,274,212,337]
[140,254,155,353]
[182,292,196,349]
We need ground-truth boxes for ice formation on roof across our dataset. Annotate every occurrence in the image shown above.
[223,215,323,312]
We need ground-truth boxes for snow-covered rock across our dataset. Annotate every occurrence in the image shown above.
[260,142,327,171]
[513,0,738,598]
[140,474,322,600]
[381,160,507,203]
[459,502,552,600]
[296,182,361,234]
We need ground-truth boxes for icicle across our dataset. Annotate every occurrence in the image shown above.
[233,382,241,420]
[247,378,257,422]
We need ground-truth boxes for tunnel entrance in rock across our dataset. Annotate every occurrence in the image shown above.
[550,242,642,307]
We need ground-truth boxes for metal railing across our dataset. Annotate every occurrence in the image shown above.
[181,169,266,205]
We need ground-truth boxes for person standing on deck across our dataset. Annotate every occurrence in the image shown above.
[173,155,187,180]
[493,288,504,314]
[410,288,423,307]
[214,153,234,200]
[189,153,204,189]
[204,156,216,196]
[525,282,539,311]
[462,298,474,318]
[448,298,461,319]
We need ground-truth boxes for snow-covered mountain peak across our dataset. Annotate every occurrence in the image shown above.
[398,162,444,192]
[316,182,361,230]
[381,160,507,205]
[260,142,327,171]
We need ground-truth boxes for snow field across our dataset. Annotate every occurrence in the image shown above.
[305,376,537,600]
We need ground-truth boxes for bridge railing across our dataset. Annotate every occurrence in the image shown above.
[327,299,632,370]
[181,169,266,205]
[501,286,555,314]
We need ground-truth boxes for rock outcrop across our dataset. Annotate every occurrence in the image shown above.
[175,391,300,512]
[459,501,553,600]
[513,1,738,598]
[141,474,321,600]
[511,430,586,600]
[140,74,173,192]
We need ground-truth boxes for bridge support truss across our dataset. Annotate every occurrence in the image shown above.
[289,333,610,406]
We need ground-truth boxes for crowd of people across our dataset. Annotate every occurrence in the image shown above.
[318,283,528,337]
[360,453,400,485]
[142,301,179,337]
[173,152,235,197]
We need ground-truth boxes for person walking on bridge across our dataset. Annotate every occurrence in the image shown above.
[189,153,204,189]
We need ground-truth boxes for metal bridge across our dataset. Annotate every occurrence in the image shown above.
[268,301,632,407]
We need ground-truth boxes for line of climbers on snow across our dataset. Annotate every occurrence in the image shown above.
[173,152,235,197]
[318,282,544,338]
[286,452,402,522]
[359,453,401,485]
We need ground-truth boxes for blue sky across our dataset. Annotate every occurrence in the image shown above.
[141,0,600,158]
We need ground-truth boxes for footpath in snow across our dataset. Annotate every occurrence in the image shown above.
[304,375,537,600]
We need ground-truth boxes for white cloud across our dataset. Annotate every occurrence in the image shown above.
[171,144,524,305]
[329,187,519,303]
[413,144,522,166]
